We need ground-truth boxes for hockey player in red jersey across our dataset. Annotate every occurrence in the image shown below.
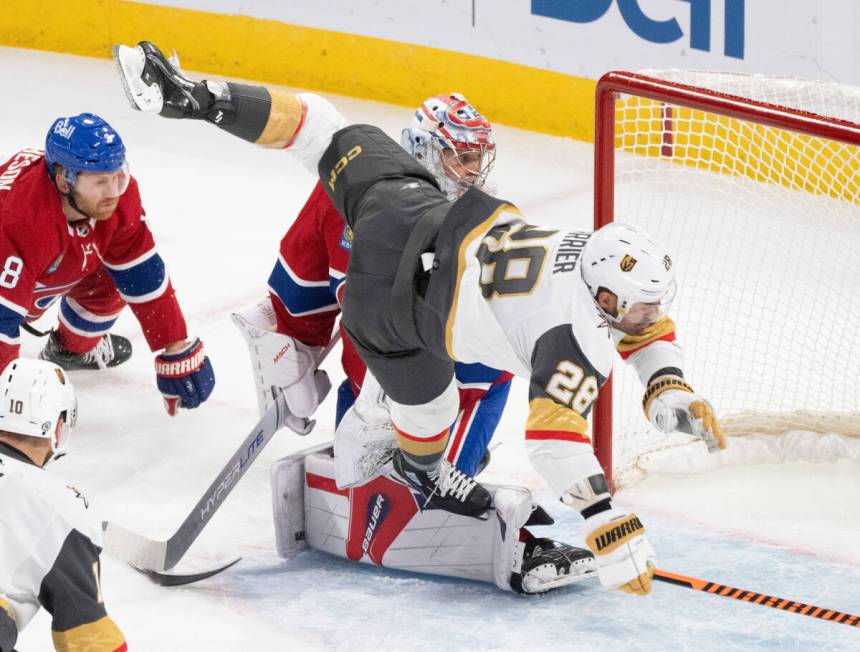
[113,40,726,596]
[0,358,126,652]
[0,113,214,415]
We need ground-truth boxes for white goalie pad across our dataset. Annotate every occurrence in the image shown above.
[270,443,335,558]
[271,449,597,593]
[231,298,331,428]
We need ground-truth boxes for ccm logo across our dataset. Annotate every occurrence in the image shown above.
[328,145,362,191]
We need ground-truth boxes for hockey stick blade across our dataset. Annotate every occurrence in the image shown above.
[654,569,860,629]
[102,394,285,572]
[103,332,342,573]
[131,557,241,587]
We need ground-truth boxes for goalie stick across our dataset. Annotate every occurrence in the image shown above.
[655,569,860,629]
[102,332,341,584]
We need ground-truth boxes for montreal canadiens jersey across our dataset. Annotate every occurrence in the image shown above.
[0,149,187,367]
[0,443,126,651]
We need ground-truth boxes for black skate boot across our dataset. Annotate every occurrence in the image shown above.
[510,536,597,594]
[391,450,491,518]
[39,331,132,371]
[112,41,234,122]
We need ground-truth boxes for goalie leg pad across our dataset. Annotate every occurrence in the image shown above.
[270,443,335,558]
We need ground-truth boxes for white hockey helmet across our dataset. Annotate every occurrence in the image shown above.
[581,222,676,324]
[401,92,496,199]
[0,358,78,457]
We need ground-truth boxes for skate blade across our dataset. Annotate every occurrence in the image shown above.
[112,44,164,113]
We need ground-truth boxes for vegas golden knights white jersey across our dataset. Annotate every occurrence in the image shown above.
[0,443,126,652]
[431,195,683,495]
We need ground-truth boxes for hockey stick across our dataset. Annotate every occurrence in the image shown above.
[654,569,860,629]
[102,332,341,583]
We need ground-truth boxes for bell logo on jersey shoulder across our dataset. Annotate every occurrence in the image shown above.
[620,255,637,272]
[328,145,362,191]
[339,225,354,251]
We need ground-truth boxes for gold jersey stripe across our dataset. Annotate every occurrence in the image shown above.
[526,397,588,434]
[52,615,126,652]
[445,203,522,358]
[616,315,676,354]
[255,89,305,148]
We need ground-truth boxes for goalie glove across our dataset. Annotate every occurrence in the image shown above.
[643,375,726,453]
[584,508,655,596]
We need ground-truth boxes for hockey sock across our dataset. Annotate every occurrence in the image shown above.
[203,83,304,147]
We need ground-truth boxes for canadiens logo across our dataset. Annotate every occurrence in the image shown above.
[620,255,637,272]
[339,225,354,251]
[75,223,90,237]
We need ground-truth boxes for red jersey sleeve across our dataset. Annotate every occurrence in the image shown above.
[100,178,187,351]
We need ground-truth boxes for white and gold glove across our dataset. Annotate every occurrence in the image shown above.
[643,375,725,453]
[584,509,654,595]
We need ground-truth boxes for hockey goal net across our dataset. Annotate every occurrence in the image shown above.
[593,70,860,491]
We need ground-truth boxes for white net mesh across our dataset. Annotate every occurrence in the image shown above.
[609,70,860,488]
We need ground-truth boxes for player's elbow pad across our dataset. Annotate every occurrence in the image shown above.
[287,93,347,174]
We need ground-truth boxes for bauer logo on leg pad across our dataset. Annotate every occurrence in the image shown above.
[586,514,645,555]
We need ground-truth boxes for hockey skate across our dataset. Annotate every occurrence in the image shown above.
[391,450,491,518]
[39,331,132,371]
[113,41,231,121]
[510,537,598,595]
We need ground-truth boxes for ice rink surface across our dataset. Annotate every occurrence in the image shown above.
[1,47,857,651]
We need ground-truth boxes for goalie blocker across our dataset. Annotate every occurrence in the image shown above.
[270,446,596,594]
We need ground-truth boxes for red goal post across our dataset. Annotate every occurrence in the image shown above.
[592,70,860,492]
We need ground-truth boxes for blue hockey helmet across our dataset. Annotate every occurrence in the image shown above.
[45,113,127,185]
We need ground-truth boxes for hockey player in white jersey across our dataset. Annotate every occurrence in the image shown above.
[113,41,725,597]
[0,359,126,652]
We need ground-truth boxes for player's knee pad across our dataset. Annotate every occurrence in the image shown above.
[390,375,459,440]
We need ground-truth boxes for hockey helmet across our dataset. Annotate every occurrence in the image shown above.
[401,93,496,198]
[581,222,676,324]
[45,113,129,192]
[0,358,78,458]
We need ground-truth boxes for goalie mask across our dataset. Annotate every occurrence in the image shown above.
[581,222,676,327]
[0,358,78,460]
[401,93,496,199]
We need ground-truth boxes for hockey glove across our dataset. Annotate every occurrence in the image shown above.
[643,375,725,453]
[155,338,215,416]
[584,508,654,595]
